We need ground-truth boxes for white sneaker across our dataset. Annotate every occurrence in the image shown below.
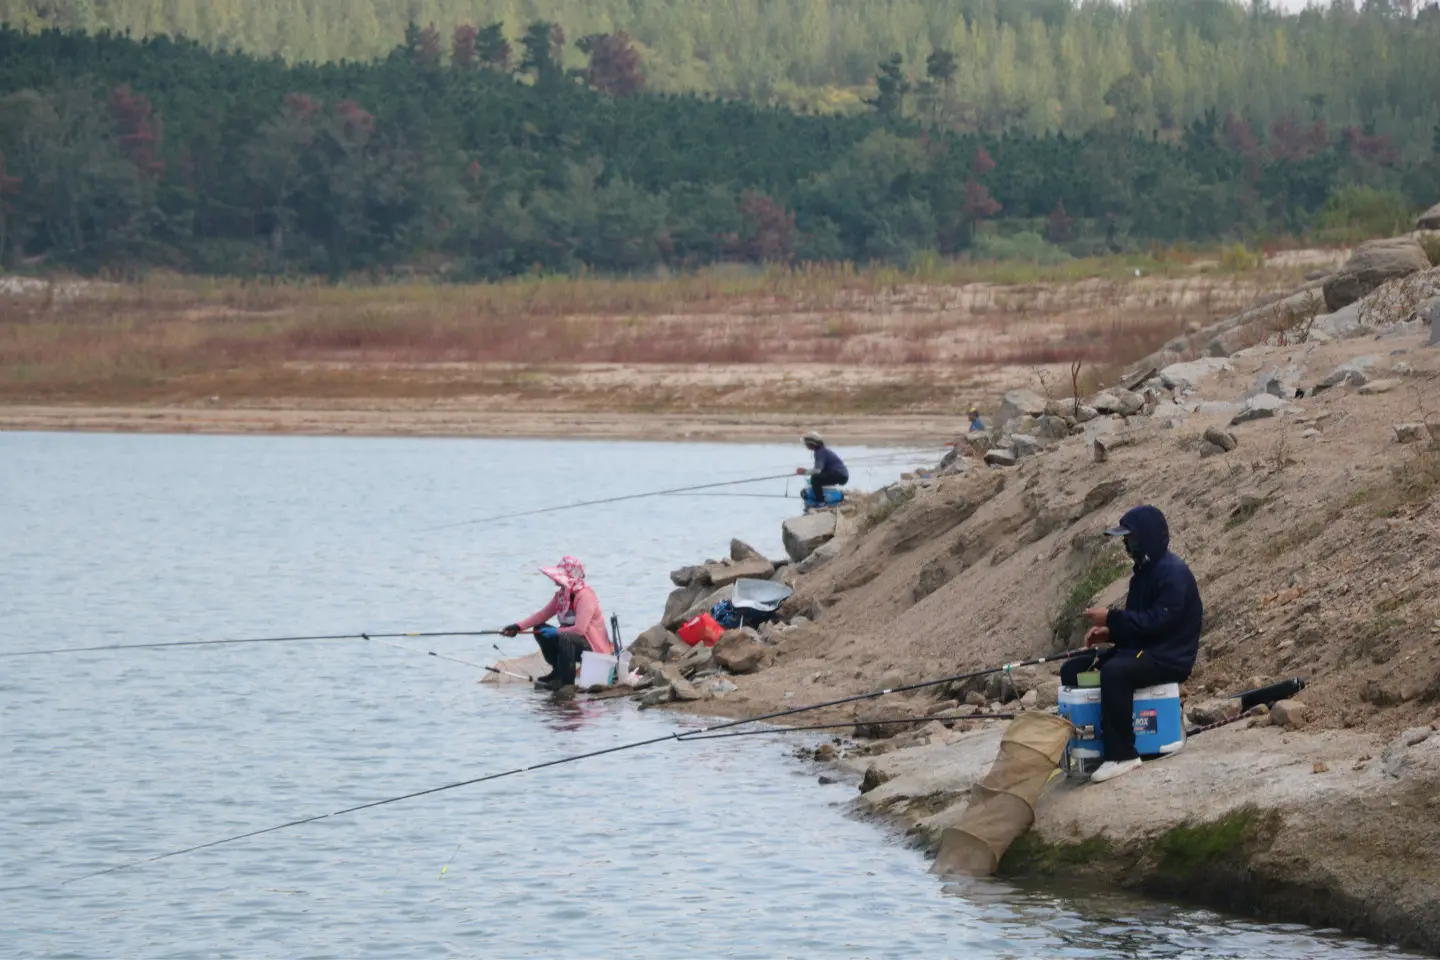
[1089,758,1143,783]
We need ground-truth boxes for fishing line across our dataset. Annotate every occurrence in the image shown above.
[0,630,499,659]
[415,473,799,532]
[656,493,794,500]
[63,648,1089,884]
[365,638,492,672]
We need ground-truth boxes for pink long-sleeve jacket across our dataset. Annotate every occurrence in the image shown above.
[517,586,613,655]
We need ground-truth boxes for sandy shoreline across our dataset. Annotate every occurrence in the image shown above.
[0,403,966,446]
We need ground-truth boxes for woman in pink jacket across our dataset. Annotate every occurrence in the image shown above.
[501,556,612,691]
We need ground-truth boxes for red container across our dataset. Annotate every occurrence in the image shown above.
[677,612,725,647]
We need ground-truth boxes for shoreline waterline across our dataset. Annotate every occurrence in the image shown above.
[0,404,964,446]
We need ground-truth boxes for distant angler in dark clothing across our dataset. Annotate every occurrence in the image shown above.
[797,431,848,502]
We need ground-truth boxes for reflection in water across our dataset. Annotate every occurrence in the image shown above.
[0,432,1419,960]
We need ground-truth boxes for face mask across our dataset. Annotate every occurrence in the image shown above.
[1123,535,1143,563]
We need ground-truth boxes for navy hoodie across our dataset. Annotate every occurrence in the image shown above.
[1105,505,1203,676]
[812,445,848,481]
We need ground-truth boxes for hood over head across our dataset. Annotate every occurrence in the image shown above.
[1105,505,1169,566]
[540,555,586,592]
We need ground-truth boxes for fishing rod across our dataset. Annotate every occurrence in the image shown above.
[416,473,799,532]
[677,711,1018,741]
[64,647,1089,884]
[0,630,502,659]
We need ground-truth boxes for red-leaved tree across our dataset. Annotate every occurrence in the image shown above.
[109,85,164,180]
[452,25,478,69]
[415,23,442,69]
[1045,199,1073,243]
[577,31,646,97]
[726,191,795,263]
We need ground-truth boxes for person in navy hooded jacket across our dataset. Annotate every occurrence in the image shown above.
[1061,504,1203,784]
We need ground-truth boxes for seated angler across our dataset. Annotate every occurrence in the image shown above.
[1061,505,1203,784]
[796,431,848,506]
[501,556,612,692]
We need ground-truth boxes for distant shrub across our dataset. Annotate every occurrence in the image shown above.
[1219,243,1264,272]
[971,231,1071,265]
[1313,186,1413,241]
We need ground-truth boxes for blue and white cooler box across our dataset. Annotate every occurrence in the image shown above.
[1058,683,1185,779]
[800,487,846,508]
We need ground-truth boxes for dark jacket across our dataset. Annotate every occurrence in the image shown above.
[812,445,848,480]
[1105,505,1203,676]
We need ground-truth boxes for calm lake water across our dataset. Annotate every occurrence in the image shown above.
[0,432,1419,959]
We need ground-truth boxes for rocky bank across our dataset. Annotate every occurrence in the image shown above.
[613,225,1440,953]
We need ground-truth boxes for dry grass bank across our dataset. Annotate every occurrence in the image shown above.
[0,253,1337,421]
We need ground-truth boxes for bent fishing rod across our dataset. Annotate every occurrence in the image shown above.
[65,646,1089,884]
[417,473,799,532]
[2,629,529,659]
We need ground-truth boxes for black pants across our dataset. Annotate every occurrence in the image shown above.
[536,631,589,686]
[1061,649,1187,762]
[810,469,848,501]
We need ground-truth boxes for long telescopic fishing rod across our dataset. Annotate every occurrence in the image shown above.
[0,630,508,659]
[677,711,1018,741]
[64,647,1089,884]
[416,473,799,532]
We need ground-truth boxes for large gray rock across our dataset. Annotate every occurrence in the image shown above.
[1315,355,1379,391]
[676,641,714,678]
[782,512,837,562]
[1203,426,1238,452]
[1417,203,1440,230]
[997,389,1048,426]
[713,631,767,674]
[955,433,992,457]
[1150,401,1190,423]
[1311,302,1366,340]
[983,448,1017,467]
[1270,699,1307,729]
[630,624,678,659]
[1195,400,1241,418]
[1091,388,1144,416]
[658,664,702,701]
[795,538,843,574]
[1251,365,1300,400]
[1032,415,1071,441]
[697,556,775,588]
[1188,698,1241,726]
[1159,358,1232,392]
[1010,434,1042,458]
[1323,237,1432,311]
[1000,415,1038,438]
[730,539,766,563]
[662,583,709,629]
[1394,422,1427,444]
[1230,393,1285,426]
